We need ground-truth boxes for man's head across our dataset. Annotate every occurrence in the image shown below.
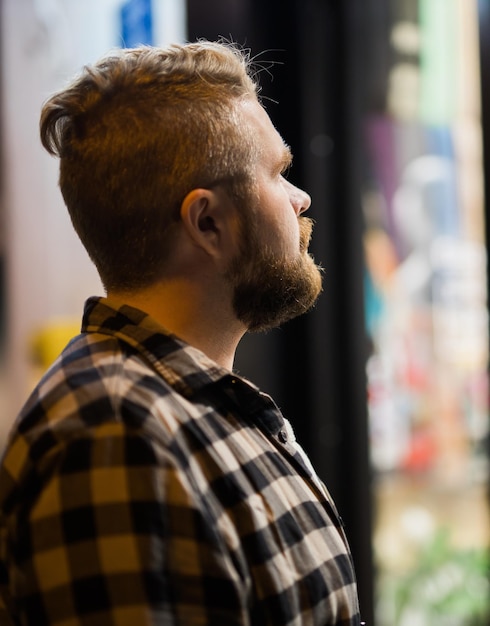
[40,40,322,331]
[40,41,259,292]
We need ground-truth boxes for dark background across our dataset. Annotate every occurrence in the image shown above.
[188,1,375,622]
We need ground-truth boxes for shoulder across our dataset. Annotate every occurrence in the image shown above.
[1,331,184,487]
[20,330,175,429]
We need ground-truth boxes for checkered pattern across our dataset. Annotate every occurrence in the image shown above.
[0,297,361,625]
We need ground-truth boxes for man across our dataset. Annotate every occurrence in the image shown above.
[0,41,361,625]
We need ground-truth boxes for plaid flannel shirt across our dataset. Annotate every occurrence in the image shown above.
[0,297,361,625]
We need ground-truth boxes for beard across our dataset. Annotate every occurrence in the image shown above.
[226,215,323,332]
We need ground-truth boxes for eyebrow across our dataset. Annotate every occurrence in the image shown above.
[277,145,293,173]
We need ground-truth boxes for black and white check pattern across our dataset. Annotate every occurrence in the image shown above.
[0,297,361,625]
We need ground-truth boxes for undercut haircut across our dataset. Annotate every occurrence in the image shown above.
[40,41,259,291]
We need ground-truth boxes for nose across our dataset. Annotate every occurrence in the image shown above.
[286,179,311,215]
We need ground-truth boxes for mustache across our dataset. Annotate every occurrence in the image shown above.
[299,217,314,252]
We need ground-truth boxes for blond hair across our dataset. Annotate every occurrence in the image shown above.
[40,41,259,291]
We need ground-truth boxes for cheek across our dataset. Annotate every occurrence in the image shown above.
[283,217,300,248]
[255,184,300,255]
[276,195,300,247]
[268,212,300,256]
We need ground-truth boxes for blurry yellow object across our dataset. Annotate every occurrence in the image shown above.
[30,320,80,371]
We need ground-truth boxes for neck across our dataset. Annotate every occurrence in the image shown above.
[106,279,245,371]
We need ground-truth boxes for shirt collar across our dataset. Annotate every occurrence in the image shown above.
[82,296,231,398]
[82,296,286,437]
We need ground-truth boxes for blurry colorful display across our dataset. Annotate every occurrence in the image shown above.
[362,0,490,624]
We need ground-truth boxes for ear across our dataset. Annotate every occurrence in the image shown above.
[179,188,237,260]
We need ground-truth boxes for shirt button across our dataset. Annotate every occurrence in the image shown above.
[278,429,288,443]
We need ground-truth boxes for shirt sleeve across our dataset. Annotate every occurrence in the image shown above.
[2,419,251,626]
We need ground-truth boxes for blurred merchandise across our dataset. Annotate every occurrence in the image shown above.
[30,319,80,371]
[362,0,490,623]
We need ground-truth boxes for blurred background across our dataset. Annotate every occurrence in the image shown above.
[0,1,489,624]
